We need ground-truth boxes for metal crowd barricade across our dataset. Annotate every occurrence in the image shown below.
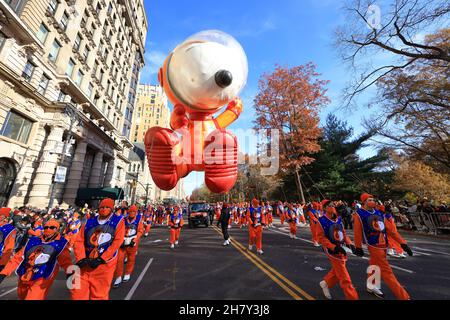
[428,212,450,234]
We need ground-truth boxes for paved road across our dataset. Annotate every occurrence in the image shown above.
[1,217,450,300]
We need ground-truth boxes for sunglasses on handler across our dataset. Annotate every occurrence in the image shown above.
[44,226,57,230]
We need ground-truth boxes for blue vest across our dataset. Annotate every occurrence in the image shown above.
[286,209,297,222]
[16,236,68,281]
[68,220,80,234]
[356,208,388,247]
[169,213,182,227]
[249,207,262,224]
[84,214,123,259]
[0,224,15,257]
[125,214,142,235]
[318,216,345,246]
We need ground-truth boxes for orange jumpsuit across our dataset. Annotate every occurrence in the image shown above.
[317,215,359,300]
[286,208,298,237]
[247,206,266,251]
[115,215,144,278]
[266,205,273,226]
[0,234,72,300]
[169,212,184,245]
[71,215,125,300]
[277,204,285,225]
[353,209,410,300]
[307,207,320,244]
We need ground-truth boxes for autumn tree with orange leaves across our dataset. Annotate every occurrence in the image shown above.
[253,63,330,202]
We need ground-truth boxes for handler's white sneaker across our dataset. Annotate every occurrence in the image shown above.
[113,277,122,288]
[175,240,179,245]
[123,274,131,282]
[399,252,407,259]
[257,250,264,255]
[367,286,385,299]
[248,245,253,250]
[313,241,321,247]
[320,281,332,300]
[170,244,175,249]
[223,240,229,246]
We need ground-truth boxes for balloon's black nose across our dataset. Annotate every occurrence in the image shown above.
[215,70,233,88]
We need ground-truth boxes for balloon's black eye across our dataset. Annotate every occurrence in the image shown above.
[215,70,233,88]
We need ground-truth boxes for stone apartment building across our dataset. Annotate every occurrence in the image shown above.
[0,0,148,208]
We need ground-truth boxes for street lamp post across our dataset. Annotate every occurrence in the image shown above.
[47,103,82,212]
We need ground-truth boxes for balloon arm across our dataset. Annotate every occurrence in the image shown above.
[170,104,189,130]
[214,98,243,129]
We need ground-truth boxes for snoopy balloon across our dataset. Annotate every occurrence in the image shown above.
[144,30,248,193]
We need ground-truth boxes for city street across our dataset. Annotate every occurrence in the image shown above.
[1,217,449,300]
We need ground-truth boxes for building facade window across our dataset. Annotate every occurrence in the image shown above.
[83,46,90,61]
[75,69,84,86]
[48,39,61,62]
[37,74,50,95]
[87,82,93,97]
[22,60,35,82]
[0,31,7,50]
[1,110,33,144]
[60,11,69,31]
[73,33,82,51]
[48,0,58,15]
[66,58,75,76]
[36,23,49,44]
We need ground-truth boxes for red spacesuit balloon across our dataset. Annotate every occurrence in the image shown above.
[144,30,248,194]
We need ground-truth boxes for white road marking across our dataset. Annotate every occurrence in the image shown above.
[125,257,154,300]
[0,287,17,298]
[413,246,450,257]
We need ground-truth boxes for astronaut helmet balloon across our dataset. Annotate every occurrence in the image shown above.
[160,30,248,112]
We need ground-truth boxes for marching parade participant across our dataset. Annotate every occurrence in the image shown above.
[65,212,81,247]
[114,205,144,288]
[71,198,125,300]
[168,206,184,249]
[267,202,274,228]
[0,219,73,300]
[247,199,265,255]
[285,204,298,239]
[215,202,222,222]
[307,202,322,247]
[276,201,286,225]
[0,208,16,272]
[295,203,307,225]
[143,205,153,237]
[116,200,129,217]
[27,217,43,238]
[317,200,359,300]
[353,193,413,300]
[378,203,408,259]
[239,203,247,228]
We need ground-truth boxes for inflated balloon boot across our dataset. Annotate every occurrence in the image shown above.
[204,129,238,193]
[145,127,180,191]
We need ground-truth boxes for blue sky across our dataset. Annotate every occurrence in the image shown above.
[140,0,382,196]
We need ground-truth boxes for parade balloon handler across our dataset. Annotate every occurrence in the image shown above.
[277,201,286,225]
[317,200,359,300]
[353,193,413,300]
[377,202,408,259]
[144,30,248,195]
[307,202,321,247]
[0,219,73,300]
[116,200,129,217]
[70,198,125,300]
[286,204,298,239]
[0,208,16,273]
[168,206,184,249]
[114,205,144,288]
[217,203,232,246]
[247,199,266,255]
